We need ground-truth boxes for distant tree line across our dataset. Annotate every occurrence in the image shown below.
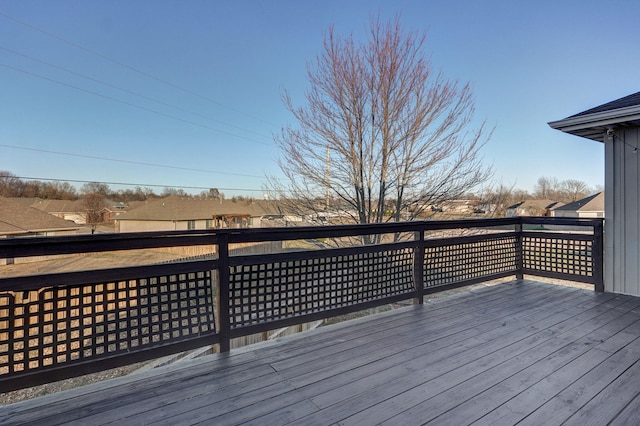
[478,176,602,217]
[0,170,600,222]
[530,176,599,203]
[0,171,226,202]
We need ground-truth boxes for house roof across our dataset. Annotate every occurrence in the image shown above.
[0,196,80,236]
[116,196,282,221]
[506,199,562,211]
[553,192,604,213]
[8,197,40,206]
[548,91,640,142]
[29,199,85,213]
[569,92,640,118]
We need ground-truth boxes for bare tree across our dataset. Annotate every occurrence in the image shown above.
[533,176,592,203]
[161,187,188,197]
[82,193,106,234]
[270,17,492,231]
[478,182,531,217]
[41,181,77,200]
[0,172,78,199]
[0,171,22,197]
[81,182,111,197]
[533,176,560,200]
[559,179,590,202]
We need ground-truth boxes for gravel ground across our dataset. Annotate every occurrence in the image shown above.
[0,362,148,406]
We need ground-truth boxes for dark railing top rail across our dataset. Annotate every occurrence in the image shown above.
[0,259,217,292]
[0,229,222,259]
[0,217,603,259]
[518,216,603,227]
[220,216,603,242]
[224,217,520,241]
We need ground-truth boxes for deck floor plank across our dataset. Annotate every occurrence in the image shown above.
[261,281,557,368]
[252,292,594,424]
[5,280,640,425]
[279,288,627,425]
[0,351,262,425]
[277,284,587,385]
[293,292,635,425]
[561,352,640,425]
[257,281,569,361]
[430,310,640,424]
[486,333,640,426]
[294,286,618,409]
[67,364,285,425]
[376,298,640,425]
[609,392,640,425]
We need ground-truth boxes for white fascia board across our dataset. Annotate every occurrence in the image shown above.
[0,231,28,237]
[548,105,640,132]
[30,227,80,232]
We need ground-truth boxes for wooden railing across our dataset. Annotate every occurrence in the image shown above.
[0,217,603,392]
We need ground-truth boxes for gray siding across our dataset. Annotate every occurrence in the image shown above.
[606,127,640,295]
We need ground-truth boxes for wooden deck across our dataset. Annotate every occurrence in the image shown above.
[3,279,640,425]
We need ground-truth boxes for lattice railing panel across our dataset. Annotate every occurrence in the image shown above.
[424,235,517,287]
[228,248,414,329]
[523,235,593,277]
[0,271,215,377]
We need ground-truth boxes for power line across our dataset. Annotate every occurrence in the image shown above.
[0,45,272,140]
[0,10,278,127]
[0,144,265,178]
[8,175,274,193]
[0,62,271,146]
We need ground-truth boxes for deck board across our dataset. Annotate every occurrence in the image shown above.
[419,305,640,424]
[4,280,640,425]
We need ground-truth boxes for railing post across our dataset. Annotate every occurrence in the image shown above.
[413,230,425,304]
[216,232,231,352]
[593,220,604,292]
[515,220,523,280]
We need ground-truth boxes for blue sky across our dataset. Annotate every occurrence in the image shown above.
[1,0,637,196]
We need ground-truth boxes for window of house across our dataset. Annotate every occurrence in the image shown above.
[187,220,196,230]
[206,219,213,229]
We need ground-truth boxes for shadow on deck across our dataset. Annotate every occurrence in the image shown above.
[3,279,640,425]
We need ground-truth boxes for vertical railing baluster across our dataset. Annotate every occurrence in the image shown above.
[515,220,523,280]
[413,229,425,304]
[216,232,231,352]
[593,220,604,292]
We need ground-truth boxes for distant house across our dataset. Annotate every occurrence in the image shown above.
[27,198,89,224]
[505,200,563,217]
[439,199,474,213]
[102,199,130,221]
[0,196,80,238]
[114,196,285,233]
[552,192,604,218]
[11,197,129,224]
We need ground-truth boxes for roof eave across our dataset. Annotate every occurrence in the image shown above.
[29,227,80,232]
[548,105,640,142]
[0,230,28,236]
